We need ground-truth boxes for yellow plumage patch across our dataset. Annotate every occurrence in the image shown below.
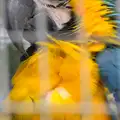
[70,0,117,40]
[5,38,110,120]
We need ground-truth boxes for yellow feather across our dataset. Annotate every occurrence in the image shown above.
[6,39,110,120]
[69,0,120,45]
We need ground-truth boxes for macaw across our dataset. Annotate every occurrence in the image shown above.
[4,0,120,120]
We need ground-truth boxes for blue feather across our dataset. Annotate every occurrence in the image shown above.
[96,47,120,97]
[103,1,116,7]
[106,13,120,17]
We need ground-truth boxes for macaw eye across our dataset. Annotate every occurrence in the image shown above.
[65,6,72,9]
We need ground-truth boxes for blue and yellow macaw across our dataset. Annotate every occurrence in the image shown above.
[4,0,120,120]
